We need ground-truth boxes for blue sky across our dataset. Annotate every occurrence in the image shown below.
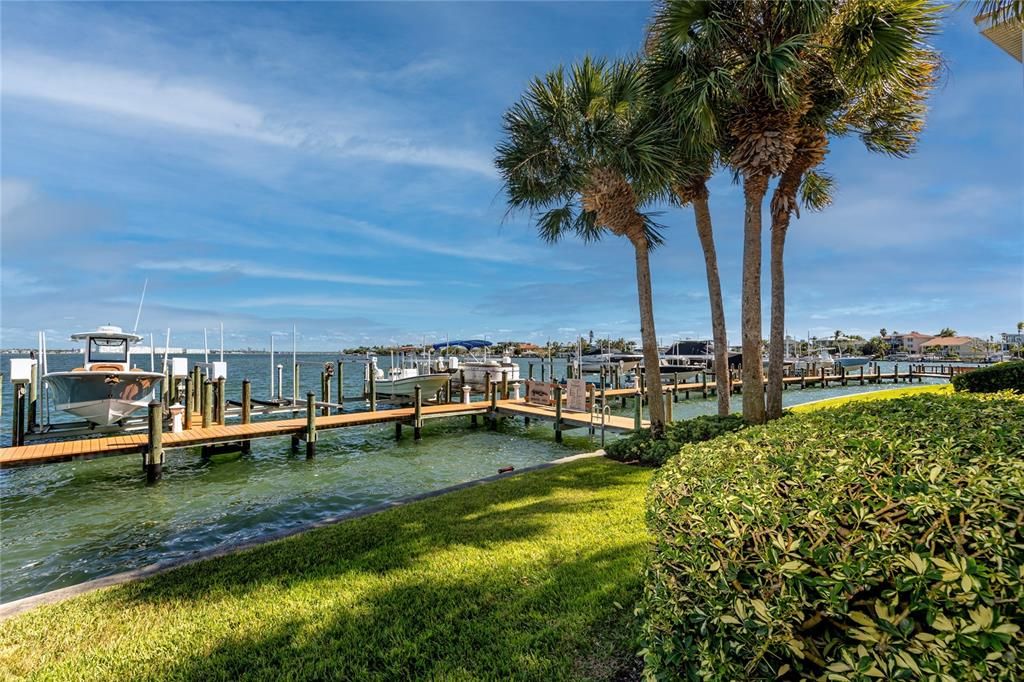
[2,2,1021,350]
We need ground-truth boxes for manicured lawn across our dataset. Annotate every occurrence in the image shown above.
[0,458,653,681]
[790,383,952,412]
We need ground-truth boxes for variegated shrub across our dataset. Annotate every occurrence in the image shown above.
[641,392,1024,681]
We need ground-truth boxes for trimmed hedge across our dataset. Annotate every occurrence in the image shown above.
[605,414,746,467]
[641,392,1024,680]
[952,360,1024,394]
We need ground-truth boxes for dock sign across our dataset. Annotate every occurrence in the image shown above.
[565,378,587,412]
[526,381,554,406]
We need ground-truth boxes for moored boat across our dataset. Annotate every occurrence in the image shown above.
[364,357,452,400]
[44,326,164,426]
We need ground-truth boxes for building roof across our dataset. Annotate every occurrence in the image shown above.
[920,336,978,347]
[976,11,1023,62]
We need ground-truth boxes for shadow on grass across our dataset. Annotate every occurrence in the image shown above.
[153,540,646,680]
[112,459,644,607]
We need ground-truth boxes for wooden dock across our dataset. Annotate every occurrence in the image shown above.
[0,365,947,474]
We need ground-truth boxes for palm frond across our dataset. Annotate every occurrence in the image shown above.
[799,169,835,211]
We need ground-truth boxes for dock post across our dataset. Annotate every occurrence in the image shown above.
[540,364,546,382]
[395,422,402,440]
[820,367,826,387]
[202,380,213,428]
[192,366,202,414]
[528,363,534,381]
[414,385,423,440]
[702,372,708,399]
[368,367,377,412]
[893,363,899,384]
[483,374,491,408]
[241,379,252,453]
[489,382,498,430]
[145,401,164,484]
[664,391,673,422]
[800,371,806,389]
[184,378,193,430]
[11,381,26,447]
[320,372,328,416]
[553,385,563,443]
[216,377,226,424]
[342,360,350,409]
[27,363,37,430]
[304,392,316,457]
[501,370,509,401]
[633,391,642,431]
[908,365,914,384]
[860,367,865,385]
[638,371,646,405]
[876,364,882,384]
[672,373,679,402]
[462,385,471,405]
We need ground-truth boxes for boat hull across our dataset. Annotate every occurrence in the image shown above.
[836,357,871,368]
[458,362,520,387]
[45,371,164,426]
[370,373,452,400]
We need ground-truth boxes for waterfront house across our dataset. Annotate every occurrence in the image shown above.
[919,336,988,360]
[883,331,934,355]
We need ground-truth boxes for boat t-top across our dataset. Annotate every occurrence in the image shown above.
[431,340,520,388]
[44,326,164,426]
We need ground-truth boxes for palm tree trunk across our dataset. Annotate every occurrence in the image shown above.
[692,194,731,416]
[741,175,768,424]
[766,221,788,420]
[632,236,666,437]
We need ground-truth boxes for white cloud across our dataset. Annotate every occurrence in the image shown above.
[1,51,495,177]
[134,258,418,287]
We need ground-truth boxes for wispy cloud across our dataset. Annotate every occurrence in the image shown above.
[134,258,418,287]
[2,51,495,177]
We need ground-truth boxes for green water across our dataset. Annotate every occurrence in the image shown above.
[0,353,943,603]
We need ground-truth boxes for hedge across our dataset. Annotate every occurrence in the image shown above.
[952,360,1024,394]
[604,414,747,467]
[641,392,1024,681]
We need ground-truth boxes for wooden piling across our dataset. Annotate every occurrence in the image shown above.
[553,385,563,443]
[528,363,534,381]
[145,401,164,484]
[202,380,213,429]
[893,363,899,384]
[368,366,377,412]
[27,363,37,430]
[664,391,673,422]
[672,373,679,402]
[859,367,865,385]
[304,392,316,457]
[216,377,226,424]
[633,391,642,431]
[489,381,498,431]
[841,366,847,386]
[11,382,26,447]
[241,379,251,453]
[414,384,423,440]
[321,372,329,416]
[483,374,491,407]
[183,378,193,430]
[192,366,202,414]
[501,370,509,400]
[702,372,708,399]
[395,421,402,440]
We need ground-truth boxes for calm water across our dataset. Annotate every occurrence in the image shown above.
[0,352,946,603]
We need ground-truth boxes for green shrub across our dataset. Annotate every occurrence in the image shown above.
[605,414,746,467]
[641,392,1024,681]
[952,360,1024,394]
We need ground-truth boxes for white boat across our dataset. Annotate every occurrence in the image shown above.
[365,357,451,401]
[579,350,644,374]
[44,326,164,426]
[836,356,871,368]
[431,340,520,388]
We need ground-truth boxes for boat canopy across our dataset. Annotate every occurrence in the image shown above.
[69,325,143,343]
[431,339,492,351]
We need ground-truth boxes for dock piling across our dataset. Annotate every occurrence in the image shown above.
[501,370,509,401]
[183,378,193,430]
[336,361,344,412]
[216,377,226,424]
[553,385,563,443]
[145,401,164,484]
[633,391,642,431]
[305,392,316,457]
[11,381,26,447]
[202,380,213,429]
[414,385,423,440]
[241,379,252,453]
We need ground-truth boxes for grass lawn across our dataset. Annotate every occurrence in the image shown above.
[0,458,653,681]
[789,383,952,413]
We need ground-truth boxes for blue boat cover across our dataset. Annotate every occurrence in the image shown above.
[431,339,493,350]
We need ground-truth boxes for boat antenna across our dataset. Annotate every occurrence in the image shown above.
[132,278,148,333]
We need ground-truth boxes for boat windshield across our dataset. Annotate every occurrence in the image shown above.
[88,337,128,363]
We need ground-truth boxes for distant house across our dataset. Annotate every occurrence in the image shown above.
[883,331,934,355]
[516,343,542,356]
[920,336,987,360]
[1001,333,1024,352]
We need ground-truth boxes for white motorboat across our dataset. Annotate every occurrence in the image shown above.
[364,357,451,401]
[579,352,644,374]
[836,356,871,369]
[431,340,520,388]
[44,326,164,426]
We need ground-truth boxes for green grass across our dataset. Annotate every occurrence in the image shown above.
[0,458,653,681]
[789,383,951,412]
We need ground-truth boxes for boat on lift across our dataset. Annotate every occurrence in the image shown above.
[431,340,520,387]
[364,355,452,401]
[578,345,644,374]
[44,326,164,426]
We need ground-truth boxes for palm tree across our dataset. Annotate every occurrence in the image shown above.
[649,0,839,424]
[644,48,732,417]
[938,327,956,337]
[495,56,675,437]
[761,0,942,419]
[1017,321,1023,333]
